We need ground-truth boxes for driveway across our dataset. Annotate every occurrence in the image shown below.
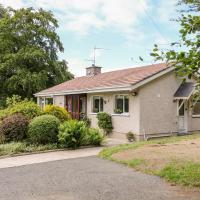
[0,156,199,200]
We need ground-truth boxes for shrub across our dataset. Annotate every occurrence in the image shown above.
[58,120,87,148]
[28,115,60,144]
[85,128,104,146]
[0,122,5,143]
[97,112,113,135]
[0,113,29,142]
[80,113,91,127]
[0,100,43,120]
[126,132,135,142]
[44,105,70,122]
[6,95,22,107]
[9,100,43,119]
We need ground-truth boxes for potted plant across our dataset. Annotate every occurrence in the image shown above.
[126,132,135,142]
[114,108,123,114]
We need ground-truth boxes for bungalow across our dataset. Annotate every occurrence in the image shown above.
[35,63,200,140]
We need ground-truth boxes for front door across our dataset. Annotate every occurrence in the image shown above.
[178,100,188,133]
[66,94,87,120]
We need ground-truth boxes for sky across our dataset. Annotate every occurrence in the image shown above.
[1,0,180,77]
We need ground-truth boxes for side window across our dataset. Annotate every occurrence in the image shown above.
[193,100,200,116]
[40,97,53,109]
[92,96,103,113]
[45,98,53,105]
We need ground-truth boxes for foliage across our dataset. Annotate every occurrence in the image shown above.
[0,121,5,144]
[28,114,60,144]
[97,112,113,135]
[6,95,23,107]
[0,99,43,120]
[84,128,104,146]
[159,161,200,187]
[58,120,87,148]
[0,7,73,101]
[126,132,135,142]
[0,98,6,109]
[0,142,58,156]
[151,0,200,84]
[0,4,6,19]
[0,113,29,142]
[80,113,91,127]
[114,108,123,114]
[44,105,70,122]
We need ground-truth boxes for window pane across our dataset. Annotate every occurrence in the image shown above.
[93,97,100,113]
[45,98,53,105]
[178,100,184,116]
[193,101,200,115]
[100,97,103,112]
[124,96,129,112]
[67,97,72,112]
[115,95,123,113]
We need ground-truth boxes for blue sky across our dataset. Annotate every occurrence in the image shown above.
[2,0,180,77]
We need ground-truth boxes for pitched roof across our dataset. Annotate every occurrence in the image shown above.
[35,63,172,96]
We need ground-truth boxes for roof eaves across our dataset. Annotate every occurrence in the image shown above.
[34,84,132,97]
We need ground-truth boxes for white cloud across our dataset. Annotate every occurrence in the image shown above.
[156,0,178,23]
[0,0,24,9]
[1,0,150,39]
[67,57,87,77]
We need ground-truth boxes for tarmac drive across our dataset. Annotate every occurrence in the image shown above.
[0,156,199,200]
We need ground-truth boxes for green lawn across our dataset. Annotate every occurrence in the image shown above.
[99,133,200,187]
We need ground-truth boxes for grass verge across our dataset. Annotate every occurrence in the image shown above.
[158,161,200,187]
[100,133,200,160]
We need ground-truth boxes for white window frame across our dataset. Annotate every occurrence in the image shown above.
[114,94,129,115]
[92,96,104,113]
[40,97,54,109]
[192,99,200,118]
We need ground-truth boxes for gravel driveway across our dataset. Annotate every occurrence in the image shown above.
[0,156,198,200]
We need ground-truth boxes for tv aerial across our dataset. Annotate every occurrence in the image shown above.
[85,46,110,66]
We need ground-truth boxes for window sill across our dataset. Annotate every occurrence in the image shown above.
[90,113,98,115]
[192,115,200,118]
[112,113,130,117]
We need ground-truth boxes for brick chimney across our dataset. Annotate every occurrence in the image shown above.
[86,64,102,76]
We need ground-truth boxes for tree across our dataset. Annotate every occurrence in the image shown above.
[0,7,73,102]
[151,0,200,82]
[0,4,6,19]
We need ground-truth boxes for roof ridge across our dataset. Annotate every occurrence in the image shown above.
[75,62,167,78]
